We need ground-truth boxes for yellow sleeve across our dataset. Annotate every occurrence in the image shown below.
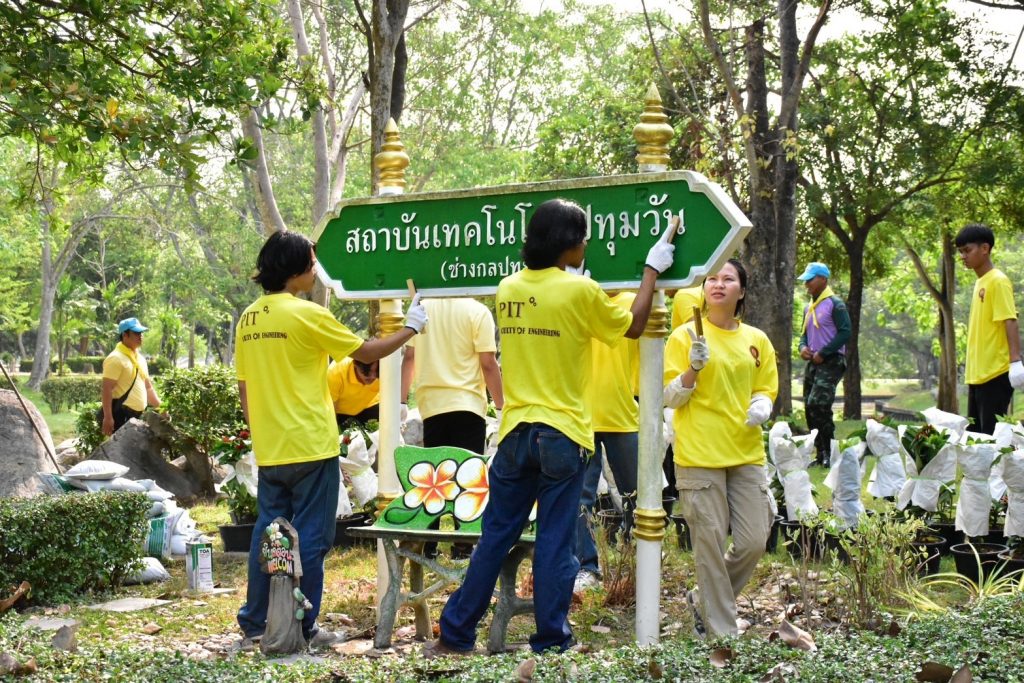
[991,276,1018,323]
[664,325,692,385]
[753,334,779,401]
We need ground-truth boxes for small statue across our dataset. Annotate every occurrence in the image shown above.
[258,518,310,655]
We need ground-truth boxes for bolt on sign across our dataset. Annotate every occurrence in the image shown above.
[312,170,751,298]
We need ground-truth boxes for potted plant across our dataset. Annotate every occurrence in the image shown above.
[213,427,258,552]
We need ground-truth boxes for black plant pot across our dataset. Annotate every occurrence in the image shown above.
[950,542,1008,583]
[334,512,374,548]
[780,520,818,560]
[669,513,691,551]
[765,514,785,553]
[997,549,1024,576]
[218,523,255,553]
[912,533,948,577]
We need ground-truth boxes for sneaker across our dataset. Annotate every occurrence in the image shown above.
[687,590,706,638]
[572,570,601,593]
[307,628,346,651]
[422,638,474,659]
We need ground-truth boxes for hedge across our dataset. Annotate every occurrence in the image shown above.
[40,375,104,412]
[0,491,150,605]
[65,356,105,374]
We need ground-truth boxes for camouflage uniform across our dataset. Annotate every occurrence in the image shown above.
[803,355,846,464]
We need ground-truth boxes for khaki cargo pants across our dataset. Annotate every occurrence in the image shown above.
[676,464,772,637]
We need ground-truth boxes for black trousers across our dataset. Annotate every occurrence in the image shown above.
[967,372,1013,435]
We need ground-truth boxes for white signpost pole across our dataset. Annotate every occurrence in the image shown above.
[632,84,673,646]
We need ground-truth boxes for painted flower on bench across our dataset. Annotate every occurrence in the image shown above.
[453,457,489,522]
[404,460,460,514]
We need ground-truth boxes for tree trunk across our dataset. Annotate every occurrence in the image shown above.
[936,230,958,412]
[29,194,58,391]
[843,237,865,419]
[188,325,196,369]
[242,108,288,236]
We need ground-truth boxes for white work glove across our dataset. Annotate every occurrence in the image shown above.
[687,328,709,371]
[400,403,409,423]
[495,408,503,424]
[403,293,428,333]
[745,394,773,427]
[664,375,696,409]
[565,262,590,278]
[644,222,676,274]
[1011,360,1024,390]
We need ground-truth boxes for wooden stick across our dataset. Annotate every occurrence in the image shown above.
[692,306,703,337]
[406,279,417,299]
[666,215,680,243]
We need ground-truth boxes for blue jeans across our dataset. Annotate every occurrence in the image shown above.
[439,423,586,653]
[237,456,339,640]
[576,431,638,574]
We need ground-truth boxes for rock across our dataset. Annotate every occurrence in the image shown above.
[141,623,162,635]
[89,418,202,501]
[0,389,57,498]
[50,624,78,651]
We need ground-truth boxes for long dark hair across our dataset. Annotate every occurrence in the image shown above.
[252,230,315,292]
[521,198,587,269]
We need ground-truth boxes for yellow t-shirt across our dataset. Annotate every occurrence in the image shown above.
[664,318,778,468]
[102,348,150,412]
[327,357,380,416]
[234,293,363,466]
[966,268,1018,385]
[497,268,632,451]
[670,286,703,331]
[409,298,497,420]
[589,292,639,433]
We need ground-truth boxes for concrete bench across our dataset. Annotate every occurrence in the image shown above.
[348,445,535,653]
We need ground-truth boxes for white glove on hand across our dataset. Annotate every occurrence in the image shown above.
[1011,360,1024,390]
[565,262,590,278]
[495,408,503,424]
[400,403,409,423]
[645,222,676,273]
[687,328,709,371]
[745,394,773,427]
[404,293,428,333]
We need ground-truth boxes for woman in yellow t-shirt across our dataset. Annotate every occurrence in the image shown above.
[663,258,778,638]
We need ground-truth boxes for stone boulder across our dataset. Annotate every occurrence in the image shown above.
[89,418,203,503]
[0,389,57,498]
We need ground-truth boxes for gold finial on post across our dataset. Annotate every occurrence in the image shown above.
[632,83,674,171]
[374,118,409,192]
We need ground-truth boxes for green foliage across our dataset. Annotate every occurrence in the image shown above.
[74,401,105,457]
[157,364,243,459]
[211,426,256,524]
[0,491,149,605]
[146,355,172,376]
[65,356,105,373]
[833,510,925,627]
[39,375,103,412]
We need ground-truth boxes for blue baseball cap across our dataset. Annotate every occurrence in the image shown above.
[797,262,830,281]
[117,317,148,335]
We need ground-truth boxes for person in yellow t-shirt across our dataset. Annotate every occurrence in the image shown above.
[235,230,427,652]
[670,285,702,331]
[400,297,503,453]
[101,317,161,436]
[955,223,1023,434]
[663,258,778,638]
[573,290,638,593]
[425,198,675,658]
[327,356,380,427]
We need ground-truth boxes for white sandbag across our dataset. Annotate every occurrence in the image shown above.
[955,433,999,538]
[36,472,77,496]
[68,476,147,493]
[401,408,424,447]
[142,513,173,558]
[781,469,818,521]
[169,532,206,556]
[124,556,171,585]
[1002,450,1024,537]
[64,459,130,481]
[146,501,167,518]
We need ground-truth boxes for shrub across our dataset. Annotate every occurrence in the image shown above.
[40,375,104,412]
[65,356,105,373]
[74,401,106,456]
[146,355,173,376]
[0,491,150,605]
[158,363,244,462]
[19,358,32,373]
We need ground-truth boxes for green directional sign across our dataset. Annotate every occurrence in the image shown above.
[312,170,750,299]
